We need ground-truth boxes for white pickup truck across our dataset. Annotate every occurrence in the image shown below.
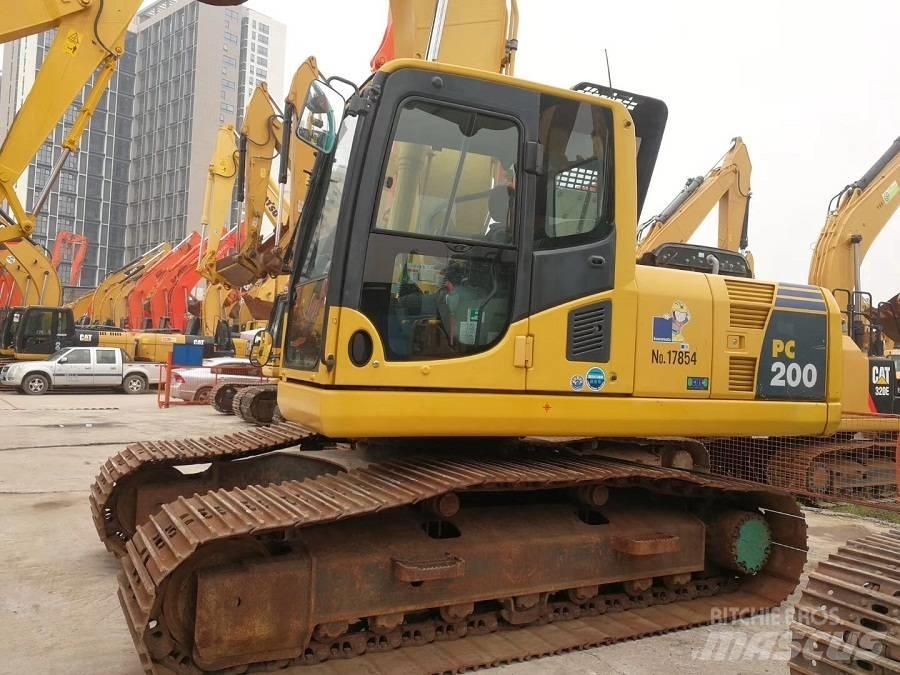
[0,346,162,395]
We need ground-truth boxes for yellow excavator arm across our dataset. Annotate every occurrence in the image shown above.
[197,125,240,284]
[808,137,900,309]
[0,0,141,242]
[214,83,285,287]
[376,0,518,75]
[0,240,62,307]
[637,137,752,263]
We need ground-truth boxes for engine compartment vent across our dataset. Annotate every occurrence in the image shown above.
[728,356,757,392]
[724,279,774,329]
[567,301,611,362]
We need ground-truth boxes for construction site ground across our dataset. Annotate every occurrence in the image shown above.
[0,389,895,675]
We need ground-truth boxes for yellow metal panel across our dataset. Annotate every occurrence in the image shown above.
[526,287,635,394]
[328,307,527,391]
[705,275,770,400]
[632,266,713,399]
[277,379,836,440]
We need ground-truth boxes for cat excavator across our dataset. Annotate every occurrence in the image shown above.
[92,2,888,674]
[709,138,900,503]
[637,137,753,274]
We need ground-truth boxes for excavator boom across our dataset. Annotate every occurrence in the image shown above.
[637,137,752,259]
[50,231,89,286]
[127,233,201,330]
[1,240,63,307]
[0,1,142,241]
[808,137,899,306]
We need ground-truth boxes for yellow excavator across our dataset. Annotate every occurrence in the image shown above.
[809,137,899,352]
[637,137,753,273]
[0,1,141,315]
[91,2,888,674]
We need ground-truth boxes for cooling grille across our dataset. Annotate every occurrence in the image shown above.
[724,279,774,329]
[567,301,611,362]
[728,356,757,392]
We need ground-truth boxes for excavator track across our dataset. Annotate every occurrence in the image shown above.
[707,426,899,501]
[790,528,900,673]
[90,422,316,556]
[115,452,807,675]
[767,435,898,499]
[233,383,278,425]
[209,381,242,414]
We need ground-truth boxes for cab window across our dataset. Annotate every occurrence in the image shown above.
[57,310,73,337]
[535,99,614,248]
[374,100,519,244]
[65,349,91,364]
[23,310,53,337]
[362,99,521,361]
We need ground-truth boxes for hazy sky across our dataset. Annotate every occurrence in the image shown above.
[192,1,900,301]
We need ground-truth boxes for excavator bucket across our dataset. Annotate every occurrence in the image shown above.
[873,293,900,344]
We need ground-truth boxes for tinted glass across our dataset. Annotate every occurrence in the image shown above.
[96,349,117,364]
[66,349,91,364]
[361,100,520,361]
[375,100,519,244]
[535,100,614,249]
[23,310,53,337]
[284,114,358,371]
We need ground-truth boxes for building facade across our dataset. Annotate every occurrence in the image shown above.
[0,32,137,287]
[126,0,286,262]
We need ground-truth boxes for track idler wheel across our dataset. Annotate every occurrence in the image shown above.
[706,510,772,574]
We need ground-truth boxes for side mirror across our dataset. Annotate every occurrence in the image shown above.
[58,357,68,364]
[249,330,274,368]
[296,80,347,154]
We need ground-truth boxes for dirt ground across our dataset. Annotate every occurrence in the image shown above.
[0,389,892,675]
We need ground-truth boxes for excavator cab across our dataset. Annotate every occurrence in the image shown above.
[277,60,844,439]
[9,306,76,359]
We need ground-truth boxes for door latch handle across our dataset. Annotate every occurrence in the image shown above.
[589,255,606,268]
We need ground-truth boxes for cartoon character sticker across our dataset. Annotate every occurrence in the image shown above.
[652,300,691,343]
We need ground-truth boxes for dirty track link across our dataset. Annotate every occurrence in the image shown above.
[791,528,900,673]
[233,383,278,425]
[209,382,241,414]
[90,422,317,556]
[116,453,808,674]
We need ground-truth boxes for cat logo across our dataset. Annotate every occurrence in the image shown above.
[872,365,891,386]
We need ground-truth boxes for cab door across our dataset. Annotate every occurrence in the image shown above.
[525,95,636,396]
[20,308,57,356]
[331,91,530,392]
[54,348,93,387]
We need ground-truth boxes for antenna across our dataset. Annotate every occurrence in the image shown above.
[604,49,612,89]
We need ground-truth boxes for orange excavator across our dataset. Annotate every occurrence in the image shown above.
[50,232,90,286]
[149,233,216,333]
[127,233,202,330]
